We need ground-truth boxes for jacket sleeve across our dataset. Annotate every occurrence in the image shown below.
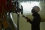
[27,19,32,24]
[24,16,32,24]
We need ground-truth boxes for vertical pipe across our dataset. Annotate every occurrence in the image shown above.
[17,13,20,30]
[15,0,20,30]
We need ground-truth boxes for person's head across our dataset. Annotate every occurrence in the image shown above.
[31,6,40,13]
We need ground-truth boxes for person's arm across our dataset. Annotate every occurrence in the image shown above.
[22,15,32,24]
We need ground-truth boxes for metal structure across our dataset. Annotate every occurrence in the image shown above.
[0,0,23,30]
[15,1,23,30]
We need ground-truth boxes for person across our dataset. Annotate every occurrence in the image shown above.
[22,6,41,30]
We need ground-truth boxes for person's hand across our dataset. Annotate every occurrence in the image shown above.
[22,15,25,17]
[22,15,28,19]
[22,15,30,22]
